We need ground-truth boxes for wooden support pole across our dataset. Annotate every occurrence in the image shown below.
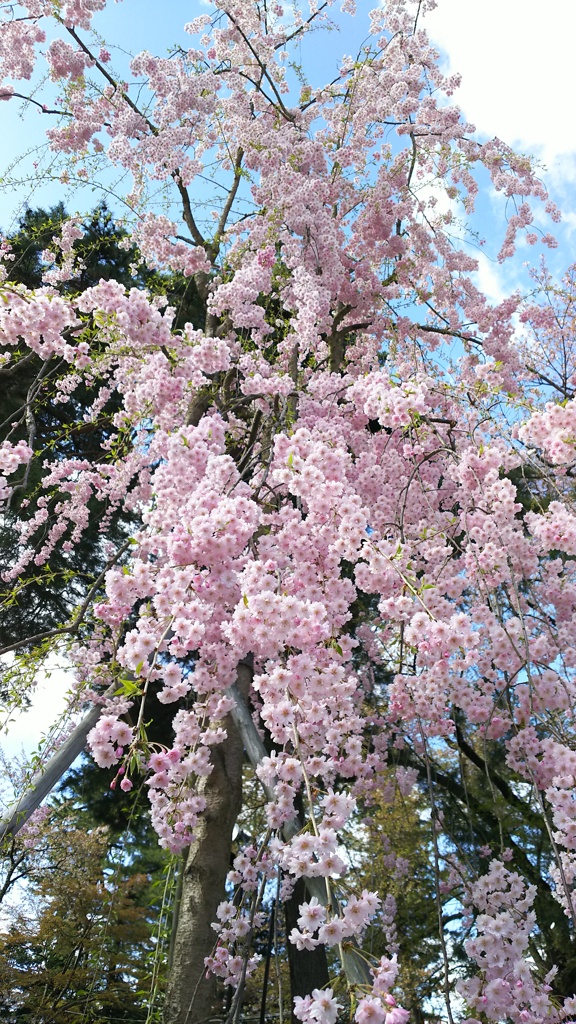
[0,699,108,843]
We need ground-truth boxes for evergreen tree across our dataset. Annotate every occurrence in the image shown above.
[0,202,203,650]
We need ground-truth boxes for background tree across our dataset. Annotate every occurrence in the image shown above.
[0,807,168,1023]
[0,201,204,651]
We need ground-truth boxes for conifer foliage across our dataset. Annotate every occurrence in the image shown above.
[0,202,203,649]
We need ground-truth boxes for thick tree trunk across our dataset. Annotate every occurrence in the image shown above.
[162,702,245,1024]
[163,664,372,1024]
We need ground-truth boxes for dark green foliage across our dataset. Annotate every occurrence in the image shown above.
[395,724,576,1001]
[5,201,205,323]
[0,203,205,651]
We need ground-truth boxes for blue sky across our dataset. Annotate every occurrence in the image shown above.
[425,0,576,297]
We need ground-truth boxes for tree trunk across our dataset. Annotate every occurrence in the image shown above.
[163,664,372,1023]
[162,701,245,1024]
[285,877,330,1022]
[0,685,117,843]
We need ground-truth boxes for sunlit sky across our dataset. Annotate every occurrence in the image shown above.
[427,0,576,164]
[1,1,575,270]
[1,0,575,765]
[425,0,576,297]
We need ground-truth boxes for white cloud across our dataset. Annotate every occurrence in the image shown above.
[425,0,576,164]
[473,251,510,305]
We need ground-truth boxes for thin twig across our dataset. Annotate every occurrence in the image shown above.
[0,537,133,656]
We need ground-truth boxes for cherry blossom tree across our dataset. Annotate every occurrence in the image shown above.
[1,1,575,1023]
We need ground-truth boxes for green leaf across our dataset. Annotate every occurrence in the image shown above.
[117,677,141,697]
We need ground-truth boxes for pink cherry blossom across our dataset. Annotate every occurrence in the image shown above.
[3,1,576,1020]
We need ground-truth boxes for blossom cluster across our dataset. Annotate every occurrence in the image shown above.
[458,862,562,1024]
[0,439,33,505]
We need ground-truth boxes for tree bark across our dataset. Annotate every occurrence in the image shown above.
[228,678,372,987]
[163,661,372,1023]
[162,687,246,1024]
[285,877,330,1021]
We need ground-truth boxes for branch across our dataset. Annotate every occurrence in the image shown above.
[327,318,371,374]
[225,13,295,122]
[64,24,156,131]
[174,177,206,249]
[454,724,530,815]
[1,354,57,435]
[64,22,209,256]
[525,364,572,398]
[0,685,117,843]
[0,349,37,378]
[395,746,550,891]
[7,357,43,501]
[213,147,245,252]
[417,323,481,344]
[237,408,263,477]
[277,2,331,49]
[4,92,72,116]
[0,537,132,656]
